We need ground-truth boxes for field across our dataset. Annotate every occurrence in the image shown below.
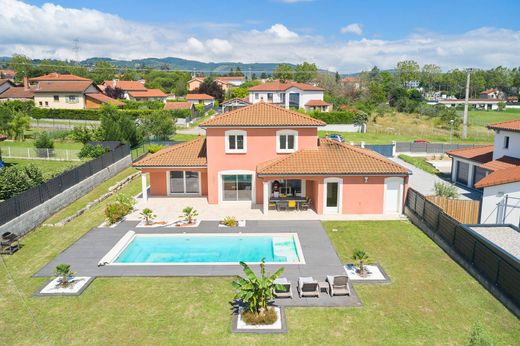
[468,109,520,127]
[2,158,82,180]
[1,171,519,344]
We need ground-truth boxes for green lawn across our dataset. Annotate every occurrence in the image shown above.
[397,154,442,176]
[0,139,83,150]
[171,133,200,142]
[3,158,83,180]
[468,109,520,127]
[1,171,519,345]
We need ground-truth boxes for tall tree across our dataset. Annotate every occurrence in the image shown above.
[194,77,225,102]
[90,61,116,84]
[294,62,318,83]
[8,54,33,81]
[97,104,142,146]
[396,60,420,86]
[273,64,293,82]
[420,64,442,90]
[139,110,175,140]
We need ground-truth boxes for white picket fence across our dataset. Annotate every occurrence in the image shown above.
[1,146,81,161]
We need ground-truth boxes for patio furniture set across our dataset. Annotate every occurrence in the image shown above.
[1,232,20,255]
[273,275,351,298]
[268,196,311,212]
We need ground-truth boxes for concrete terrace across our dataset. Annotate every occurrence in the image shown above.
[34,220,362,307]
[128,196,404,221]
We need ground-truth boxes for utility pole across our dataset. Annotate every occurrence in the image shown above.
[462,68,472,139]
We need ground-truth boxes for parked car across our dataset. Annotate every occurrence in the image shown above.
[414,139,429,143]
[326,134,345,143]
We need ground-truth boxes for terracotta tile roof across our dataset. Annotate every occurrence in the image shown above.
[86,93,124,106]
[200,102,326,128]
[248,80,324,92]
[480,88,498,94]
[216,76,245,82]
[475,165,520,188]
[133,137,207,168]
[480,156,520,171]
[30,73,91,81]
[164,101,193,110]
[487,119,520,133]
[221,97,250,105]
[446,145,494,163]
[305,99,331,106]
[257,138,409,176]
[102,80,147,91]
[0,86,34,99]
[186,93,214,100]
[34,81,95,93]
[128,89,167,98]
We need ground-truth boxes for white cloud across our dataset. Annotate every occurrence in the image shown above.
[205,38,232,55]
[341,23,363,35]
[265,24,299,41]
[1,0,520,73]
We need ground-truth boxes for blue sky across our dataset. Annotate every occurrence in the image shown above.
[2,0,520,72]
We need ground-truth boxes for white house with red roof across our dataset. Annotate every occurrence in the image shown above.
[248,81,332,112]
[186,93,215,106]
[448,119,520,225]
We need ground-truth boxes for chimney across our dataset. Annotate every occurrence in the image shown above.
[23,76,29,90]
[112,79,117,88]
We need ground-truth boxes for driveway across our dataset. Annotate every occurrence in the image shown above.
[391,157,481,200]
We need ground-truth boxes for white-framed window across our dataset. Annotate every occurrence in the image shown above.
[66,95,78,103]
[276,130,298,153]
[225,130,247,153]
[255,93,259,100]
[168,171,200,195]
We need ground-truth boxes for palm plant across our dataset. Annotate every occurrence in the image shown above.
[53,264,76,287]
[180,206,198,224]
[351,249,370,277]
[140,208,156,225]
[232,259,284,314]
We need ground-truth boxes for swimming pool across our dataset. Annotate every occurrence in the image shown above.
[98,231,305,265]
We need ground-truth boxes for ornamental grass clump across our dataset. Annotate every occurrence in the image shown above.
[221,216,238,227]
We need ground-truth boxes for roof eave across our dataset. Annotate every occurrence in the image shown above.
[257,172,410,177]
[200,124,325,129]
[133,165,207,169]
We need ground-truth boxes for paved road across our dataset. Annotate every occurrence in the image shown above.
[391,157,481,200]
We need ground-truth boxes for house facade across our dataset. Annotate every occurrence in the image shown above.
[127,89,167,102]
[186,93,215,106]
[247,81,332,112]
[448,119,520,225]
[101,80,148,100]
[133,102,409,215]
[188,76,244,92]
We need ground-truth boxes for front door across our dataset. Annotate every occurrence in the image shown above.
[325,179,341,214]
[384,177,402,213]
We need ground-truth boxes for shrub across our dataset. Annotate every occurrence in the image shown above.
[434,182,459,199]
[221,216,238,227]
[71,126,96,144]
[48,130,73,141]
[34,132,54,149]
[169,109,192,118]
[180,206,198,224]
[115,193,136,210]
[0,164,44,200]
[140,208,156,225]
[104,202,132,224]
[78,144,108,159]
[30,108,101,120]
[147,144,165,154]
[241,307,278,325]
[351,249,370,276]
[467,322,495,346]
[310,111,356,124]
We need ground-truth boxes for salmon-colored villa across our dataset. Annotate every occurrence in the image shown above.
[133,102,410,215]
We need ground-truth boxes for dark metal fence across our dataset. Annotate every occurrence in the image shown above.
[406,188,520,313]
[396,142,477,154]
[0,144,130,226]
[364,144,394,157]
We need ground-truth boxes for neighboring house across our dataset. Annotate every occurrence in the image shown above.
[133,102,409,215]
[29,73,90,83]
[85,93,124,109]
[221,97,250,112]
[247,80,331,112]
[188,76,245,92]
[437,98,504,111]
[305,99,332,112]
[448,119,520,225]
[101,80,147,100]
[0,69,16,80]
[341,76,361,90]
[0,79,14,95]
[480,88,503,99]
[33,81,100,109]
[186,93,215,106]
[127,89,167,102]
[0,86,34,101]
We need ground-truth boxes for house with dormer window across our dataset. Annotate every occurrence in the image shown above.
[133,102,409,215]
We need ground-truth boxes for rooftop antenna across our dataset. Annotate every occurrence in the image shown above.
[72,38,80,63]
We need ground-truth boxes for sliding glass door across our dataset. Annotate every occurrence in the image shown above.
[222,174,252,201]
[170,171,200,194]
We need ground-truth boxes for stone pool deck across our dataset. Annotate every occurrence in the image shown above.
[34,220,363,307]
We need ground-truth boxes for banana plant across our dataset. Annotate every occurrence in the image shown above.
[232,259,284,313]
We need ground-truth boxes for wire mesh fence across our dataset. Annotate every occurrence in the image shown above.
[0,146,81,161]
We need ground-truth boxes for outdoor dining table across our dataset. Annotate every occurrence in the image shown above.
[270,196,307,210]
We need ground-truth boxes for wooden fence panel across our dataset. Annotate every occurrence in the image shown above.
[426,196,480,224]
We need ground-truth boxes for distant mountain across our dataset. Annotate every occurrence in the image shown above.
[81,57,295,75]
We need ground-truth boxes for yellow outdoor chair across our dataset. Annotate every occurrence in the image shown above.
[288,200,297,210]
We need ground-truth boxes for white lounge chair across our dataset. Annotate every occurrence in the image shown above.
[273,277,293,298]
[326,275,351,296]
[297,277,319,298]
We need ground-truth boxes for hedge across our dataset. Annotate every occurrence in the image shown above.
[309,111,356,124]
[30,108,181,120]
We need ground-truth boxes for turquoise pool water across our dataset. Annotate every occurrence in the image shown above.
[113,234,302,264]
